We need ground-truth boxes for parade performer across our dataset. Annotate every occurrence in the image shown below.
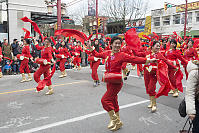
[19,39,33,82]
[184,39,198,61]
[86,39,103,87]
[34,38,55,95]
[71,41,83,70]
[183,39,198,79]
[0,46,2,78]
[54,41,71,78]
[144,41,177,112]
[88,36,156,131]
[165,39,187,97]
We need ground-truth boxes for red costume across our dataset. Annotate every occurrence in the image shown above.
[165,49,187,92]
[86,47,103,82]
[71,46,82,67]
[54,47,71,72]
[34,45,53,87]
[92,50,147,113]
[144,52,176,97]
[184,47,198,61]
[20,45,32,74]
[183,47,198,79]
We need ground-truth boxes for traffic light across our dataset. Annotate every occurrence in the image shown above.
[164,3,172,11]
[164,3,168,11]
[98,18,103,26]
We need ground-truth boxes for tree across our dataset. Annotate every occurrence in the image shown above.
[101,0,149,33]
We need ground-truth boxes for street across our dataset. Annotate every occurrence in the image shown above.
[0,65,187,133]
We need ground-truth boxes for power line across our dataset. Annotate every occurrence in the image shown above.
[65,0,83,7]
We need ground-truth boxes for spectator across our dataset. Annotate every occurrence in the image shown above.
[185,60,199,133]
[11,39,19,56]
[12,56,19,75]
[30,40,39,58]
[2,39,12,59]
[99,37,105,48]
[18,36,24,54]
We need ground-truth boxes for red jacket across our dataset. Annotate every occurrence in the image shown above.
[35,45,53,62]
[54,47,71,58]
[184,47,198,61]
[22,45,32,58]
[92,50,147,73]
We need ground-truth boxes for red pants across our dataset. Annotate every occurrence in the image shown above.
[138,64,143,72]
[34,65,52,86]
[73,57,81,66]
[101,82,123,113]
[20,59,30,74]
[122,62,127,70]
[144,69,157,96]
[91,60,100,81]
[168,69,177,89]
[60,58,67,72]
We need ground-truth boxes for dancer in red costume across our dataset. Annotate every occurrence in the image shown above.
[165,39,187,97]
[88,36,157,131]
[144,41,177,112]
[34,38,55,95]
[85,39,103,87]
[54,41,71,78]
[71,41,83,70]
[184,39,198,61]
[183,39,198,79]
[19,39,33,82]
[0,46,2,78]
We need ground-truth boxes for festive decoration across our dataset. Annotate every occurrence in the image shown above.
[55,29,88,44]
[22,28,32,39]
[21,16,44,41]
[125,28,141,49]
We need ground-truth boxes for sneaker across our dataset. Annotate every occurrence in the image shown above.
[93,81,98,87]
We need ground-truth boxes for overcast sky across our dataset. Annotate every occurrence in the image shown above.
[62,0,198,15]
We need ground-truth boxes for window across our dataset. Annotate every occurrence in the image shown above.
[181,12,192,24]
[188,12,192,23]
[154,17,160,26]
[196,11,199,22]
[163,16,170,25]
[173,15,180,24]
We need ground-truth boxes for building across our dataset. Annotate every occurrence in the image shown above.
[0,0,48,42]
[82,15,109,36]
[151,1,199,38]
[0,0,75,42]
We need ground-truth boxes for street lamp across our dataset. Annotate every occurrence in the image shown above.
[45,0,66,31]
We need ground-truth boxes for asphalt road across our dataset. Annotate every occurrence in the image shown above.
[0,65,188,133]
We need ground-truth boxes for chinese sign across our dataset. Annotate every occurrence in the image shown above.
[176,1,199,13]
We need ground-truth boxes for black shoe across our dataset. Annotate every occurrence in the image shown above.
[126,71,130,76]
[97,80,100,85]
[124,77,127,80]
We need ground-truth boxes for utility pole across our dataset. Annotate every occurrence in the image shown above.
[184,0,188,39]
[57,0,61,30]
[96,0,98,39]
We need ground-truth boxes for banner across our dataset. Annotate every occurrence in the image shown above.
[176,1,199,13]
[88,0,96,16]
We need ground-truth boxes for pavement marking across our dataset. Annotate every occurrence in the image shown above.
[17,100,149,133]
[0,80,89,95]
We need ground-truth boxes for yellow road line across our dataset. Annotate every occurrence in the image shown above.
[0,80,89,95]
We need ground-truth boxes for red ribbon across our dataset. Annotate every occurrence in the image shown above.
[21,17,44,42]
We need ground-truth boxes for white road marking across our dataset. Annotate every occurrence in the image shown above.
[7,101,24,109]
[17,100,149,133]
